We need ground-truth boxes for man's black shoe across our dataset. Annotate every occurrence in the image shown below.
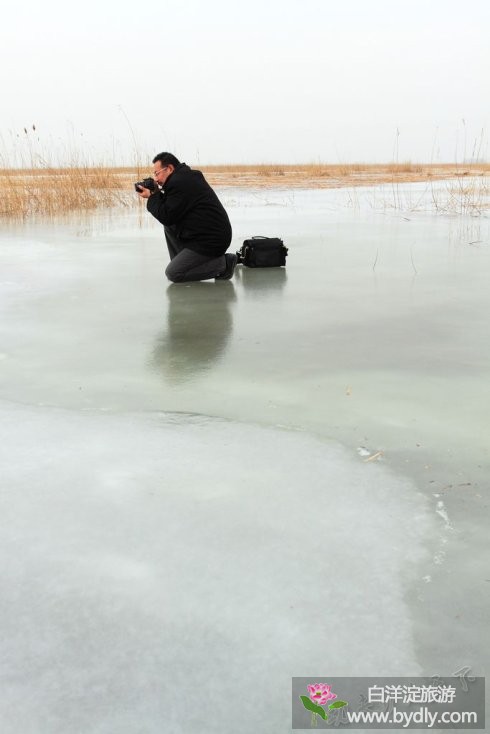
[215,253,237,280]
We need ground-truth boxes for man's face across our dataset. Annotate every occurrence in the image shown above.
[153,162,174,187]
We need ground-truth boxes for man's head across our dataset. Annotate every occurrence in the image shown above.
[152,152,181,186]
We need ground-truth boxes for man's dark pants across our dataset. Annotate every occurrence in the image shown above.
[164,226,226,282]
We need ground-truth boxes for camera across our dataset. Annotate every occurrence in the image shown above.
[134,177,156,192]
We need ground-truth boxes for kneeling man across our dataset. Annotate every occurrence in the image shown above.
[137,152,236,282]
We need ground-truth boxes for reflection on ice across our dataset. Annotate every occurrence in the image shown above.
[152,282,236,384]
[236,265,288,296]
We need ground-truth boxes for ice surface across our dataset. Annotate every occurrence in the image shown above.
[1,402,431,733]
[0,184,488,732]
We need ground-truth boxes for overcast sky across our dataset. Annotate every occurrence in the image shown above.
[0,0,488,166]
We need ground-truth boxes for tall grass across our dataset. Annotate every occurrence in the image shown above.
[0,167,135,218]
[0,161,488,219]
[0,124,142,218]
[1,122,488,217]
[435,177,489,216]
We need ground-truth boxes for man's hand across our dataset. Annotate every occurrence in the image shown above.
[137,186,154,199]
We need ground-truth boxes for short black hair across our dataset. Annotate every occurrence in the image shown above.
[152,152,181,168]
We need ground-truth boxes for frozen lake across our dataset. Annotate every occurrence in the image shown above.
[0,184,488,732]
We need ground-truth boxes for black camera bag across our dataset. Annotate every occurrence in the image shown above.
[237,236,288,268]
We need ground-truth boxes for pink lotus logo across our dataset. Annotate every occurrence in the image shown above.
[300,683,347,725]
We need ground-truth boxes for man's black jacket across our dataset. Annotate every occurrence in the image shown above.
[146,163,232,256]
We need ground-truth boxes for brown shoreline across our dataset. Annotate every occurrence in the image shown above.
[1,163,487,217]
[198,163,489,190]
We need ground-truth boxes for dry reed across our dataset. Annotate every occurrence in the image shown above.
[0,167,131,218]
[0,162,488,219]
[200,161,488,183]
